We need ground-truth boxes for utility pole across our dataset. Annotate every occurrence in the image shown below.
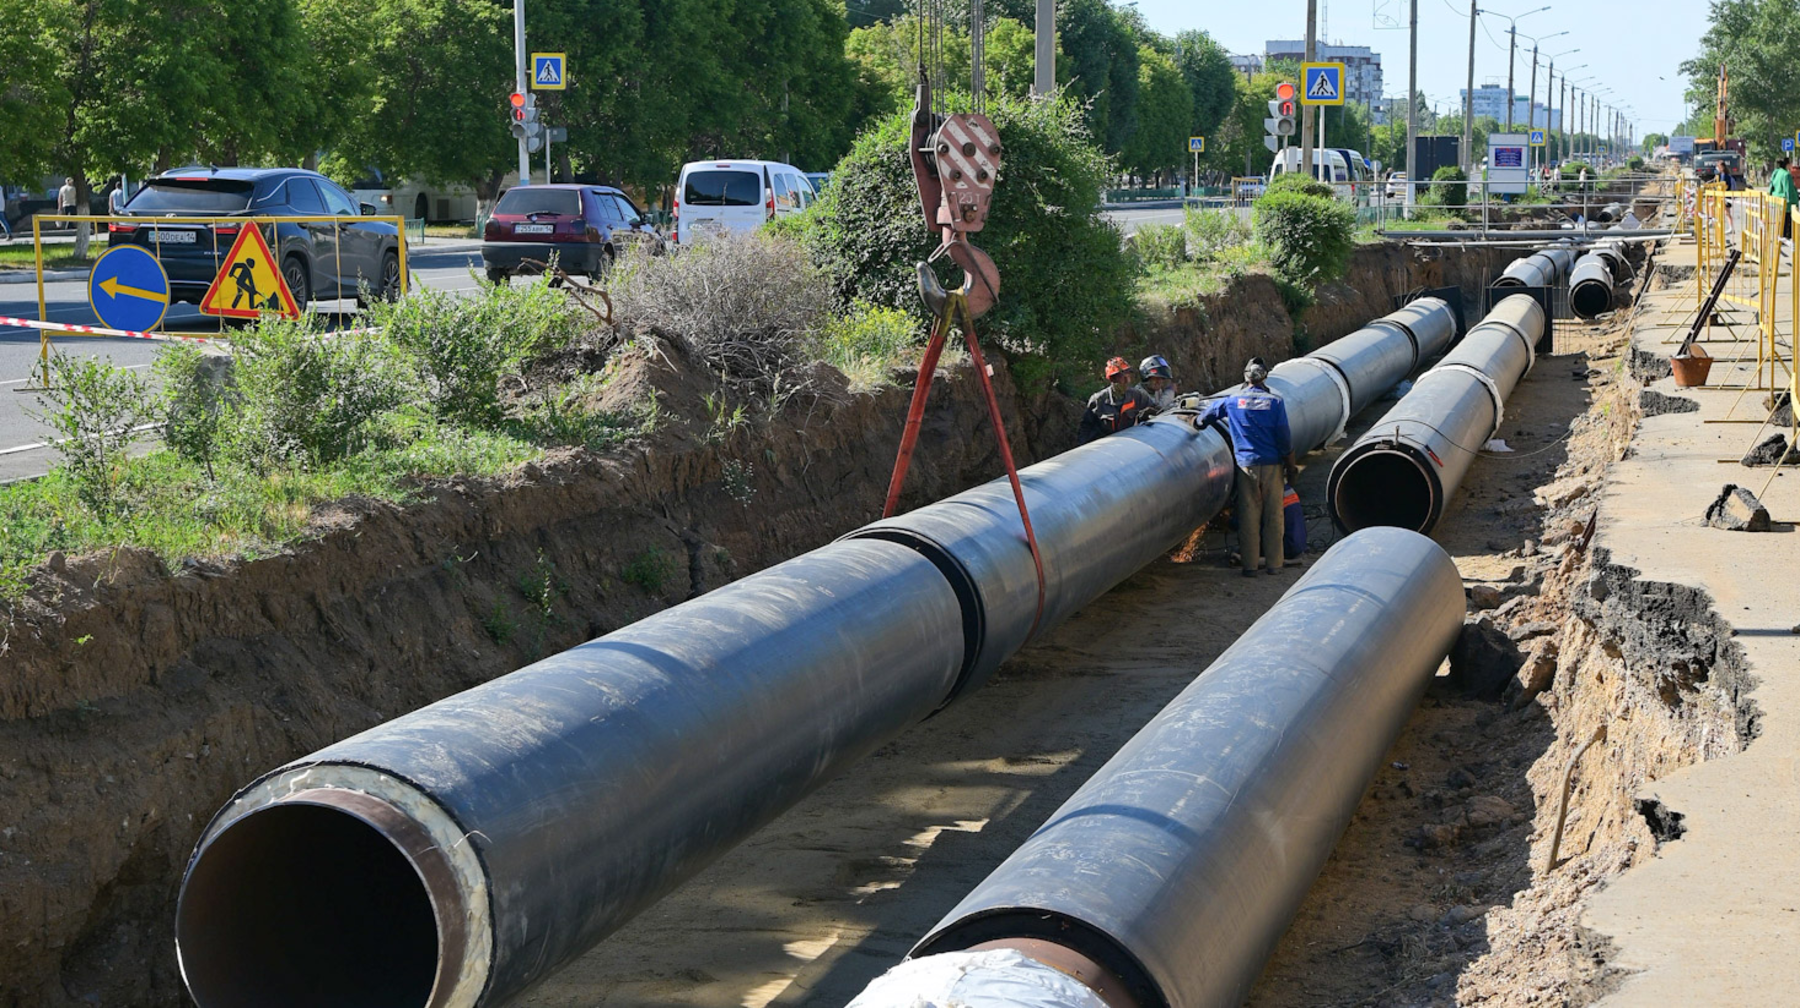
[1527,43,1538,175]
[1301,0,1318,179]
[1505,24,1517,131]
[1033,0,1055,97]
[1406,0,1418,203]
[514,0,530,185]
[1463,1,1477,172]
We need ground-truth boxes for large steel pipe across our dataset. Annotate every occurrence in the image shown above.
[1327,294,1546,534]
[176,297,1455,1008]
[1570,222,1641,320]
[177,539,968,1008]
[856,527,1464,1008]
[1492,244,1577,289]
[851,298,1453,698]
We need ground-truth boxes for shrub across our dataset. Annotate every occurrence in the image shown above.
[1629,156,1645,171]
[791,92,1133,388]
[1264,173,1335,200]
[1253,190,1356,286]
[224,318,415,470]
[1429,166,1468,212]
[610,232,834,399]
[371,278,582,426]
[815,300,920,389]
[28,353,155,514]
[154,344,232,479]
[1185,208,1253,261]
[1128,223,1188,274]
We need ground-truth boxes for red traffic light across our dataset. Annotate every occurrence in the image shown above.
[509,92,527,109]
[1278,100,1296,117]
[1275,81,1297,101]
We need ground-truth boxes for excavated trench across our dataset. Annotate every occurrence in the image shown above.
[0,240,1700,1008]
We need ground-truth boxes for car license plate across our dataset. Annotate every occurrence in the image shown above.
[514,224,553,235]
[148,229,197,244]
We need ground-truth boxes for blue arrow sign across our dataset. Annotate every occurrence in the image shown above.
[88,244,169,333]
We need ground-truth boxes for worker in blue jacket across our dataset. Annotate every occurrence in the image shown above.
[1199,358,1299,576]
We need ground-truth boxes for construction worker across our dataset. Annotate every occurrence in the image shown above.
[1137,355,1177,412]
[1198,358,1299,577]
[1771,158,1798,239]
[1078,357,1155,444]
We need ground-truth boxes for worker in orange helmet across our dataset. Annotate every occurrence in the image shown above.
[1078,356,1156,444]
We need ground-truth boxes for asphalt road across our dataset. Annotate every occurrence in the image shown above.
[1102,205,1192,235]
[0,242,484,483]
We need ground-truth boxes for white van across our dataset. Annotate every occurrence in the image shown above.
[1267,148,1358,202]
[673,159,815,246]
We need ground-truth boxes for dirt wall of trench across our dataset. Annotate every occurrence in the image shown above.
[0,239,1532,1007]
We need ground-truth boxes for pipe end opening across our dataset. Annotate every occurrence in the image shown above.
[177,802,441,1008]
[1570,281,1613,319]
[1332,448,1438,534]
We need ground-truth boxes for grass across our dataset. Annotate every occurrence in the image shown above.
[424,224,479,239]
[0,431,544,601]
[0,238,109,271]
[1133,242,1272,310]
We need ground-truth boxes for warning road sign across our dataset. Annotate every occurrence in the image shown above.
[532,53,566,90]
[1302,63,1345,106]
[199,225,299,320]
[88,244,170,333]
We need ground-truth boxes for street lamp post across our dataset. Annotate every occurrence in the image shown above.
[1544,49,1578,166]
[1520,31,1566,178]
[1480,5,1551,132]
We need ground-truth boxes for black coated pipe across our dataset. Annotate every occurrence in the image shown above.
[872,528,1464,1008]
[1569,220,1641,320]
[176,298,1456,1008]
[1327,293,1546,534]
[1492,244,1578,289]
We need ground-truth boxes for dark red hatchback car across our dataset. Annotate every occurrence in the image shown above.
[480,184,661,282]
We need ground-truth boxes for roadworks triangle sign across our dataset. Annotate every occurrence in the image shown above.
[199,225,300,320]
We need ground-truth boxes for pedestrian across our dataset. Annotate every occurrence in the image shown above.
[1771,158,1798,240]
[0,189,11,243]
[57,177,77,228]
[1078,356,1156,445]
[107,178,128,216]
[1198,358,1299,577]
[1137,354,1177,413]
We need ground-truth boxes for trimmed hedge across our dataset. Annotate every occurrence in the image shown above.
[1253,190,1355,286]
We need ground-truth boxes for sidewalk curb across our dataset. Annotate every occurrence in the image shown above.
[0,269,85,285]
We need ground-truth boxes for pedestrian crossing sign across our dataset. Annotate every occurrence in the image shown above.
[1301,62,1345,106]
[532,52,567,90]
[199,225,299,320]
[1530,130,1546,146]
[1189,136,1205,153]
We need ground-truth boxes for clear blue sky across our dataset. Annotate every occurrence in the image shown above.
[1131,0,1708,140]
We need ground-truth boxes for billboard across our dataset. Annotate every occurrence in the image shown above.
[1487,133,1529,195]
[1669,136,1696,156]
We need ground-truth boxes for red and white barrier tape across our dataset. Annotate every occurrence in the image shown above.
[0,315,377,344]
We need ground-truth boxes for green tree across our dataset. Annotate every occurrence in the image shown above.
[1683,0,1800,160]
[1173,30,1237,141]
[1058,0,1139,154]
[1642,132,1670,155]
[1122,44,1191,179]
[1202,70,1279,180]
[321,0,513,212]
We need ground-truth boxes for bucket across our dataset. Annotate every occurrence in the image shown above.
[1671,345,1713,387]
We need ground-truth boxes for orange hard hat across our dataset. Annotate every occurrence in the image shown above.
[1105,356,1134,379]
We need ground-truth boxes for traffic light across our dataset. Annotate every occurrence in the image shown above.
[1264,82,1297,152]
[509,91,542,146]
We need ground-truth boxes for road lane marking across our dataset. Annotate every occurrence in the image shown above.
[0,421,159,456]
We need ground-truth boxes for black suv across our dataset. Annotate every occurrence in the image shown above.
[115,167,402,309]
